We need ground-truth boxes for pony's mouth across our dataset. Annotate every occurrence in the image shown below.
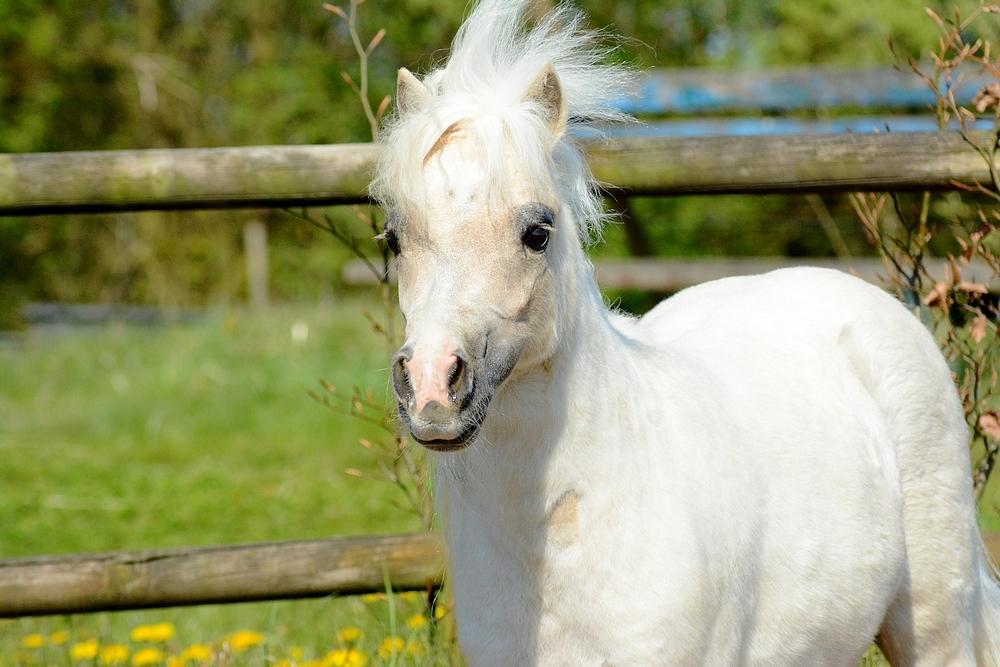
[401,401,487,452]
[412,428,479,452]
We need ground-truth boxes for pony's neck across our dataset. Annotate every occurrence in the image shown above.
[509,244,630,436]
[441,242,640,510]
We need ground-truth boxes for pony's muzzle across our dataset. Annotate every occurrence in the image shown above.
[391,344,476,449]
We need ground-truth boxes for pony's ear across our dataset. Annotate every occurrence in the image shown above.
[397,68,431,114]
[524,63,567,138]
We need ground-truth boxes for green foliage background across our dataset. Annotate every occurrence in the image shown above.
[0,0,988,324]
[0,4,997,662]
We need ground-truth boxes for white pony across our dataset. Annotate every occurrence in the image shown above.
[371,1,1000,664]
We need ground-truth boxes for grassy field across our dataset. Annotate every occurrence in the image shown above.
[0,297,443,666]
[1,294,995,665]
[0,298,416,555]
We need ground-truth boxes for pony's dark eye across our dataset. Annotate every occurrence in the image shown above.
[522,225,550,252]
[384,228,401,255]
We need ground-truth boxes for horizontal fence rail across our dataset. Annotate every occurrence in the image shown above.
[2,132,996,216]
[0,533,444,618]
[3,532,1000,618]
[0,144,378,216]
[344,257,1000,292]
[21,302,204,326]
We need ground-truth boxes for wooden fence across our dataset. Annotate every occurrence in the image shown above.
[0,132,995,216]
[4,65,1000,618]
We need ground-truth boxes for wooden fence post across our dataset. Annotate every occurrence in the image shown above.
[243,220,269,311]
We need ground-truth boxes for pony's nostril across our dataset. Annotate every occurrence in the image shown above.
[448,357,463,387]
[447,354,468,402]
[392,352,415,406]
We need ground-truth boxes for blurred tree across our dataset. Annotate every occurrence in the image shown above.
[0,0,994,318]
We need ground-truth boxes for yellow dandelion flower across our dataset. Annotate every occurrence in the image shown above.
[130,623,175,643]
[324,648,368,667]
[399,592,419,602]
[100,644,129,665]
[336,627,362,643]
[179,644,212,662]
[21,634,46,649]
[434,605,447,620]
[274,661,292,667]
[405,639,424,657]
[50,630,71,645]
[226,630,264,652]
[289,646,304,661]
[377,637,405,659]
[132,647,165,666]
[359,593,384,604]
[322,649,348,666]
[71,639,100,661]
[166,658,183,667]
[405,613,427,630]
[319,648,367,667]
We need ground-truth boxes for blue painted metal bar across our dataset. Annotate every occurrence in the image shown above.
[577,116,995,139]
[617,66,992,115]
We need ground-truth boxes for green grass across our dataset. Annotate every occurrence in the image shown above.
[0,298,440,665]
[0,299,416,555]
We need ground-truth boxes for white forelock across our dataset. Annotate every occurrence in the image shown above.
[370,0,634,244]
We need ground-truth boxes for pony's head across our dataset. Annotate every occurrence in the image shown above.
[371,0,631,450]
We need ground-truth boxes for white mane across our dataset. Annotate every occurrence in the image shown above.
[371,0,634,243]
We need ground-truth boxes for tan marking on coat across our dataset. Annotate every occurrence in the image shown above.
[423,121,465,166]
[547,490,580,545]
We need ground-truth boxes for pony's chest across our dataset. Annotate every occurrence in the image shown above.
[450,487,720,665]
[537,498,717,658]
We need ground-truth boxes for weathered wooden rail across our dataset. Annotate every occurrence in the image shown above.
[0,533,444,618]
[1,131,996,216]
